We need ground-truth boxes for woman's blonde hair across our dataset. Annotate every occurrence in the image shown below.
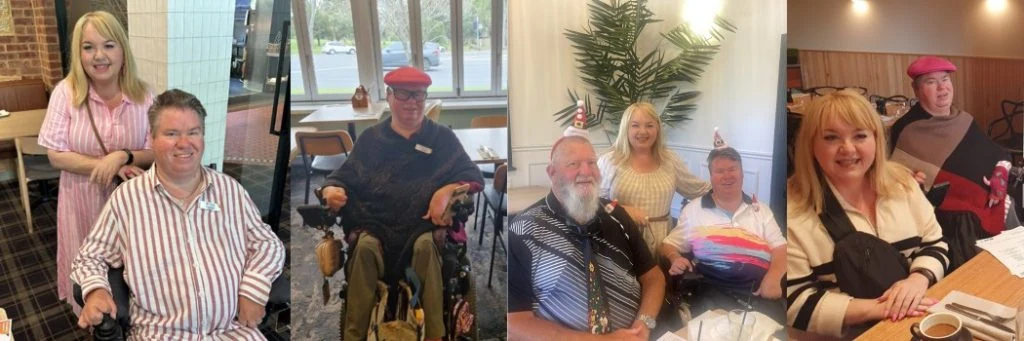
[787,90,915,215]
[66,11,147,107]
[609,102,673,166]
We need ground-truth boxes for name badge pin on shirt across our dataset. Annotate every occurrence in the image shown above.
[199,200,220,212]
[415,144,433,155]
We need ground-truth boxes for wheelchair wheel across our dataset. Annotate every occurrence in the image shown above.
[465,272,478,341]
[338,295,346,340]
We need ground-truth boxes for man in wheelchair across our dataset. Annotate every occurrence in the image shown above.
[659,146,786,325]
[507,135,665,341]
[317,66,484,341]
[71,90,286,339]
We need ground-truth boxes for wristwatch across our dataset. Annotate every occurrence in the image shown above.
[122,149,134,165]
[637,314,656,330]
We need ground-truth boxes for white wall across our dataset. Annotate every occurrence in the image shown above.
[788,0,1024,58]
[128,0,234,169]
[508,0,786,211]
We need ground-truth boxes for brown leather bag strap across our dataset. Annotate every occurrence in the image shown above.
[83,89,110,155]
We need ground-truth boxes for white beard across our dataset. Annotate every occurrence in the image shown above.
[558,181,600,224]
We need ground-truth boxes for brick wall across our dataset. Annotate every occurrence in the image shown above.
[0,0,62,89]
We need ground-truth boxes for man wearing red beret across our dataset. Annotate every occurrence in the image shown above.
[889,56,1019,271]
[318,66,484,340]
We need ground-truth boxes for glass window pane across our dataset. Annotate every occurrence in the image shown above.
[501,0,508,91]
[288,8,304,96]
[378,0,412,80]
[422,0,453,93]
[310,0,360,96]
[463,0,491,93]
[499,0,507,91]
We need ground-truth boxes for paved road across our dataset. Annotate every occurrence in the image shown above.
[291,50,508,94]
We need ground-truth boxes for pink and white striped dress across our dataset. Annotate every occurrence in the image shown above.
[37,80,153,311]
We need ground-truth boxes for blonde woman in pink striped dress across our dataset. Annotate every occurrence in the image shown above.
[37,11,154,313]
[597,102,711,258]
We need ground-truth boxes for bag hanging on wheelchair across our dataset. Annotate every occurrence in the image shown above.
[367,270,426,341]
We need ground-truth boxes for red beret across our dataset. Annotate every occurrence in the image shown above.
[384,66,432,88]
[907,56,957,79]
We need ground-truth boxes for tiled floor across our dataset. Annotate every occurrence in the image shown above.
[288,163,508,340]
[0,163,291,340]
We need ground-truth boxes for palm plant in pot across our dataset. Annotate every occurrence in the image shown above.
[554,0,736,138]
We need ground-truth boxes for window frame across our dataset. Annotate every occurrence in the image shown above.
[291,0,508,104]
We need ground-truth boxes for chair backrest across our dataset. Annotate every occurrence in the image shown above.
[494,163,508,194]
[296,130,354,157]
[809,86,839,97]
[810,86,867,97]
[470,115,508,128]
[0,79,48,112]
[424,99,442,122]
[15,136,48,156]
[882,95,911,117]
[990,100,1024,139]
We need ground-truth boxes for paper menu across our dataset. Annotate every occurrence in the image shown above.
[976,225,1024,278]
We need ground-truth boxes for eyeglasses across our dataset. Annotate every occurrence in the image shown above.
[390,87,428,101]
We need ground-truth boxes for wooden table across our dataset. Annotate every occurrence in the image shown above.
[507,186,549,215]
[858,251,1024,340]
[0,109,46,140]
[298,102,387,139]
[452,127,507,164]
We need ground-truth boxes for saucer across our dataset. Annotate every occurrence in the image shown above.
[910,328,972,341]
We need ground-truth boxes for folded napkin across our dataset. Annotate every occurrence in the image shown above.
[928,290,1017,341]
[477,146,498,160]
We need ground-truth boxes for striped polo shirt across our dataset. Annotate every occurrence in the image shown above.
[507,192,655,332]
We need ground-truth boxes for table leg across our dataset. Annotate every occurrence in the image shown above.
[347,122,357,140]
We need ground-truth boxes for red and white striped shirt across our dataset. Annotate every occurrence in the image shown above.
[71,166,285,340]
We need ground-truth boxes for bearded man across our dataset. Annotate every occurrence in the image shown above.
[506,135,665,341]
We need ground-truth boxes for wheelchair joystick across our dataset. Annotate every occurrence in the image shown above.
[94,313,124,341]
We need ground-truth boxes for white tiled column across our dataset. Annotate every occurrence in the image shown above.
[128,0,233,169]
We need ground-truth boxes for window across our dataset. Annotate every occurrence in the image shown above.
[292,0,507,102]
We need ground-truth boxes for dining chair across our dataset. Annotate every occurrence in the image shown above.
[810,86,867,97]
[424,99,443,122]
[989,100,1024,164]
[469,115,508,232]
[15,136,60,233]
[480,163,507,288]
[882,95,911,117]
[289,126,318,164]
[469,115,508,129]
[808,86,840,97]
[296,130,354,204]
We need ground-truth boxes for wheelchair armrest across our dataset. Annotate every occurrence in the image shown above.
[72,267,132,327]
[267,274,290,307]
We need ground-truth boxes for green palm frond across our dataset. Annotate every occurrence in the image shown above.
[555,0,735,135]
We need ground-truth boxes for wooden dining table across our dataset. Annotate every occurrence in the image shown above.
[0,109,46,141]
[857,251,1024,340]
[452,127,507,164]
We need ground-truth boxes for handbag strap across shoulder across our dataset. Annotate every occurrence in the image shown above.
[83,86,111,155]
